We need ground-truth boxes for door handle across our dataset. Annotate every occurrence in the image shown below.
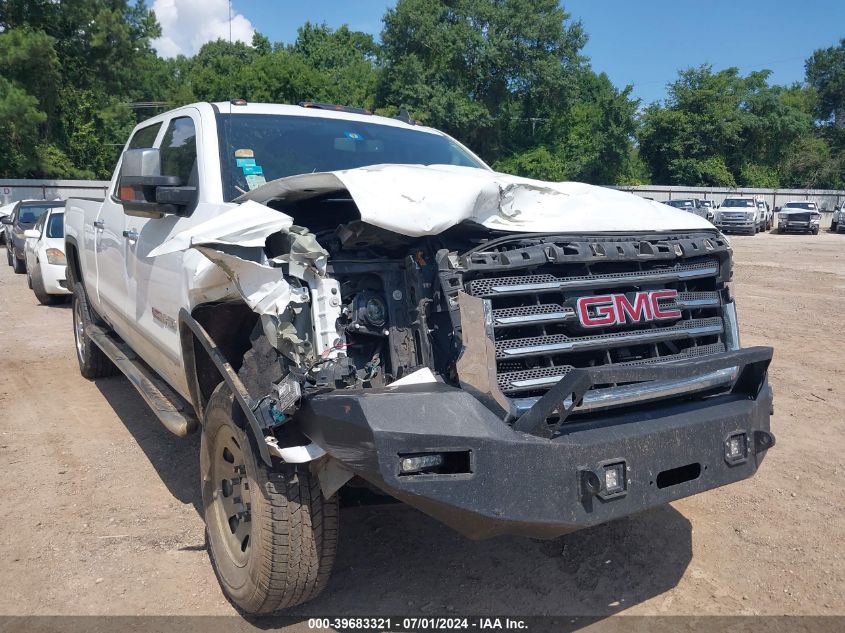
[93,219,105,229]
[122,229,139,241]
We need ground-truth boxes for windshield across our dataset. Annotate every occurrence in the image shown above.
[18,203,62,224]
[216,113,486,202]
[783,202,816,210]
[667,200,693,208]
[46,212,64,239]
[722,199,755,208]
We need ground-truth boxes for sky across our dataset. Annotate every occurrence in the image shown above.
[149,0,845,105]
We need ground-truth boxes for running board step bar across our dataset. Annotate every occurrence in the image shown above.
[87,324,199,437]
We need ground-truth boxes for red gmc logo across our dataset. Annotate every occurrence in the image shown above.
[577,290,681,328]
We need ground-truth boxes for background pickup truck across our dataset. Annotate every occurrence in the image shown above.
[64,101,775,614]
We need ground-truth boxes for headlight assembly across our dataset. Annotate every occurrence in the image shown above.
[45,248,66,265]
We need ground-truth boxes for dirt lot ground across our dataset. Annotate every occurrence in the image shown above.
[0,230,843,625]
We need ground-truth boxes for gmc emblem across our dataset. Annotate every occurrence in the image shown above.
[577,290,681,328]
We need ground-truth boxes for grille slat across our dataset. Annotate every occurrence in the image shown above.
[497,342,727,395]
[467,261,719,298]
[494,317,724,359]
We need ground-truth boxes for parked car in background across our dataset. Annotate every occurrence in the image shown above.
[832,205,843,232]
[665,198,709,219]
[713,197,763,235]
[700,200,715,221]
[756,199,772,231]
[0,202,16,244]
[23,205,70,304]
[778,201,821,234]
[1,200,65,273]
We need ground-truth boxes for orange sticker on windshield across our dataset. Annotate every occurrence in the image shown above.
[234,149,254,158]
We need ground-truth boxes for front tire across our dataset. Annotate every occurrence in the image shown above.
[6,246,12,267]
[32,265,62,305]
[12,253,25,274]
[201,383,338,613]
[72,284,118,378]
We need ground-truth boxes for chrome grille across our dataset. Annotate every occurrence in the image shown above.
[457,235,730,404]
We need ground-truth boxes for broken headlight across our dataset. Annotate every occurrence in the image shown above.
[364,296,387,328]
[347,290,389,335]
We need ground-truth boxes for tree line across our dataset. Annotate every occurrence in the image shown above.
[1,0,843,189]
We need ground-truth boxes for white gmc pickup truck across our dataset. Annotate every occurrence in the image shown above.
[65,101,775,613]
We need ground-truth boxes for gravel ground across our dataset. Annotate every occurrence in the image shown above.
[0,231,843,625]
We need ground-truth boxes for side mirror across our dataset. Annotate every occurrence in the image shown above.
[24,229,40,239]
[117,148,196,218]
[0,216,12,225]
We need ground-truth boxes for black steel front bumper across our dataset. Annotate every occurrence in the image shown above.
[300,347,774,539]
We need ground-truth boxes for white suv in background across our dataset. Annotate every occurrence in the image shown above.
[777,201,821,235]
[831,205,843,233]
[714,197,763,235]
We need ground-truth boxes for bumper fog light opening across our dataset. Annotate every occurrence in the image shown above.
[603,462,626,496]
[581,460,627,500]
[399,453,444,475]
[724,432,748,464]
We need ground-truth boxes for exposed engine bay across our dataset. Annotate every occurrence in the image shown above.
[262,192,489,396]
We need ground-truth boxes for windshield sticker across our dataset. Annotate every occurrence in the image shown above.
[234,148,254,158]
[241,164,264,176]
[245,174,267,190]
[236,158,256,167]
[344,132,363,141]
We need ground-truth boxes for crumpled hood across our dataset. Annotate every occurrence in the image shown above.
[239,164,714,237]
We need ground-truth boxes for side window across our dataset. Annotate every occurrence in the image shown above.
[127,123,162,150]
[160,117,198,187]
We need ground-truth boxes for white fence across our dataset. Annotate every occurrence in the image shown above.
[0,179,110,205]
[613,185,845,211]
[4,179,844,219]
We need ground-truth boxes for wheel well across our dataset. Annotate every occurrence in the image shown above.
[183,302,259,417]
[65,241,82,290]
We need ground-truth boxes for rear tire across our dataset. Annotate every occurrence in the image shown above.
[72,284,118,378]
[12,254,25,274]
[201,383,338,613]
[6,246,12,267]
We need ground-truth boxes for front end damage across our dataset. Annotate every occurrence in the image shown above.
[160,167,774,539]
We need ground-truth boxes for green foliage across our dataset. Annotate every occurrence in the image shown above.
[0,0,842,190]
[806,38,845,126]
[740,163,780,188]
[0,77,46,177]
[378,0,587,161]
[669,157,736,188]
[638,64,841,189]
[779,135,844,189]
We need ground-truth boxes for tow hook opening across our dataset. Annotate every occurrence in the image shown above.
[398,450,472,477]
[656,462,702,489]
